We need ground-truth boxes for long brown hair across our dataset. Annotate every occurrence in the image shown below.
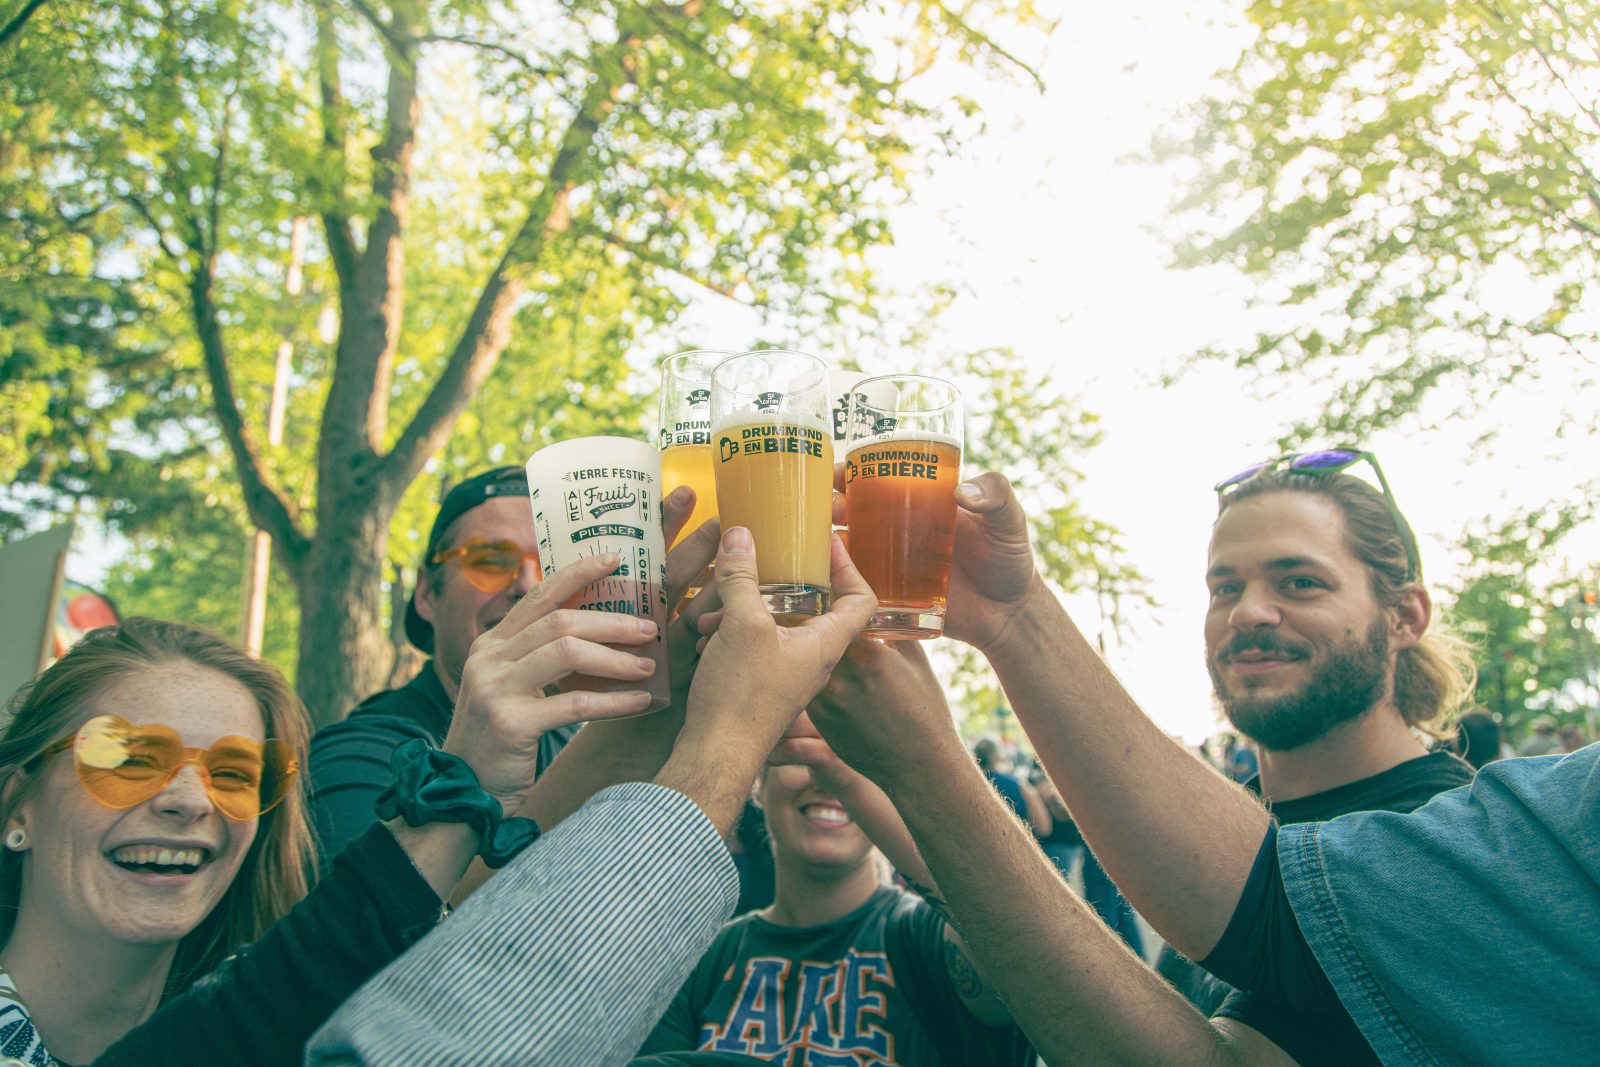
[1219,470,1477,737]
[0,618,315,996]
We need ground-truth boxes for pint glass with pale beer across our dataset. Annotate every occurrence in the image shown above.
[710,350,835,619]
[658,350,732,551]
[844,375,962,638]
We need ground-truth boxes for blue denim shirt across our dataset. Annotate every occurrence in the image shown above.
[1279,744,1600,1066]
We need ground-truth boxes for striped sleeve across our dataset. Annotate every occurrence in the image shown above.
[306,781,740,1067]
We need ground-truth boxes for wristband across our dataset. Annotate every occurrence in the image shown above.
[375,738,541,868]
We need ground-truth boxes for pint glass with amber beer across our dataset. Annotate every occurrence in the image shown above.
[710,350,835,619]
[658,350,732,552]
[844,375,962,638]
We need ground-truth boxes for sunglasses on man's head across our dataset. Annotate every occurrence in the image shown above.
[431,538,541,595]
[30,715,298,821]
[1213,447,1422,582]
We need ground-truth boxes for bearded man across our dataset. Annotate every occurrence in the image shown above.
[1149,460,1476,1064]
[809,452,1482,1067]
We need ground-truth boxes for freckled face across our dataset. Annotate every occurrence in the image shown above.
[8,663,264,947]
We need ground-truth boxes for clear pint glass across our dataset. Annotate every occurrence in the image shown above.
[710,350,835,619]
[844,375,962,639]
[827,370,898,445]
[657,350,732,550]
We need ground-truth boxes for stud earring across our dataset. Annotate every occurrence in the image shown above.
[4,829,25,850]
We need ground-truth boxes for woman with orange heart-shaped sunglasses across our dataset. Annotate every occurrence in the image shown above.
[0,617,499,1067]
[0,618,318,1064]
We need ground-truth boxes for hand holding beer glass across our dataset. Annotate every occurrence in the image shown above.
[525,436,671,713]
[843,375,962,639]
[710,349,835,620]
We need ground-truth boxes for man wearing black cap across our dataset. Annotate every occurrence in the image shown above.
[308,466,576,863]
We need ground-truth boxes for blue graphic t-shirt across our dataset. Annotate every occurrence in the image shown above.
[0,967,54,1067]
[640,887,1022,1067]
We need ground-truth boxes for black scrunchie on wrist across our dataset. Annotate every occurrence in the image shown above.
[374,739,541,869]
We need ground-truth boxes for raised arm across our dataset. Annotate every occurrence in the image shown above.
[807,638,1295,1067]
[654,527,878,834]
[449,491,721,901]
[937,472,1270,959]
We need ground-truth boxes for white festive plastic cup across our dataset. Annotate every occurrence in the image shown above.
[526,436,669,714]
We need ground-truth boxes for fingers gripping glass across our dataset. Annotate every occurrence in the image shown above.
[33,715,298,821]
[1214,448,1422,581]
[431,538,540,595]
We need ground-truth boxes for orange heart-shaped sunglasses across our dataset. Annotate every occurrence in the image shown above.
[29,715,298,821]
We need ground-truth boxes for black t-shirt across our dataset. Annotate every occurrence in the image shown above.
[641,887,1023,1066]
[1206,750,1475,1066]
[1259,750,1474,823]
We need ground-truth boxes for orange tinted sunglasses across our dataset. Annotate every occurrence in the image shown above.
[431,538,541,595]
[32,715,298,821]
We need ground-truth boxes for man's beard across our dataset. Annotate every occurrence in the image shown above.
[1209,620,1389,752]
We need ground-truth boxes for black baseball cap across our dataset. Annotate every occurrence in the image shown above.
[404,466,530,654]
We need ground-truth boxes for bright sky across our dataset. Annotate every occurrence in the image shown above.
[673,0,1600,742]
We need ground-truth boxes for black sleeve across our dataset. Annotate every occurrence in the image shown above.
[307,715,432,864]
[1198,824,1342,1014]
[1213,986,1379,1067]
[95,822,445,1067]
[885,895,1027,1067]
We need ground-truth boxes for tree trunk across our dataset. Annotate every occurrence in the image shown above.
[386,559,425,690]
[293,494,395,728]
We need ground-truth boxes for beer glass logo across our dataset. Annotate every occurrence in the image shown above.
[687,388,710,406]
[845,457,859,484]
[657,428,671,449]
[756,391,783,412]
[584,485,638,520]
[719,436,738,462]
[874,415,898,434]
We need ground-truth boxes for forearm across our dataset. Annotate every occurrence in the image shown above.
[1021,781,1053,837]
[984,578,1270,957]
[654,718,766,839]
[386,820,479,901]
[884,745,1246,1067]
[835,779,936,890]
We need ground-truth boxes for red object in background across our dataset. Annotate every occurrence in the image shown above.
[53,581,120,659]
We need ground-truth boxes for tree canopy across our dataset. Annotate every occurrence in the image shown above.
[1444,485,1599,738]
[1,0,1054,721]
[1158,0,1599,450]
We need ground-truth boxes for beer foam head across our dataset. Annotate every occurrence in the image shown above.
[845,428,962,456]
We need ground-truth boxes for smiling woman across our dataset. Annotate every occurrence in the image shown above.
[0,619,314,1065]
